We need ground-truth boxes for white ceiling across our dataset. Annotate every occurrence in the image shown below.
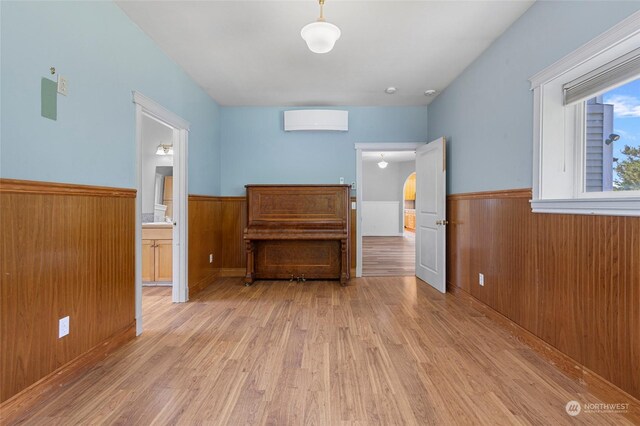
[116,0,533,106]
[362,151,416,163]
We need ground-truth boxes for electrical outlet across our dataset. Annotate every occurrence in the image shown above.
[339,177,345,184]
[209,253,214,263]
[59,316,69,338]
[57,75,68,96]
[351,182,356,189]
[352,201,357,210]
[479,273,485,287]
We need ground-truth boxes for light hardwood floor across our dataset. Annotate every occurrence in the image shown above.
[362,232,415,276]
[8,278,636,425]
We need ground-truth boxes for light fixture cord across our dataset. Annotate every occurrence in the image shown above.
[318,0,325,21]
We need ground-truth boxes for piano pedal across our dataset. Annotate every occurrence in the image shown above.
[301,274,306,282]
[290,274,295,282]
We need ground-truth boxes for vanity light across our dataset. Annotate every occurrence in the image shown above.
[156,144,173,156]
[377,154,388,169]
[301,0,341,54]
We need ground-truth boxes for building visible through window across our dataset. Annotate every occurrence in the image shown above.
[586,78,640,192]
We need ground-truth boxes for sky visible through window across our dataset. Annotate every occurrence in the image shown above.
[603,78,640,190]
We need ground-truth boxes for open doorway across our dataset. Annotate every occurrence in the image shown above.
[140,115,174,312]
[360,150,416,276]
[133,92,189,335]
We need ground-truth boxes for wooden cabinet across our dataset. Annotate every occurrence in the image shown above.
[404,210,416,231]
[404,173,416,201]
[142,226,172,283]
[142,240,155,282]
[154,240,173,281]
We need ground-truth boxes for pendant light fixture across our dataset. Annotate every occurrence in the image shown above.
[377,154,388,169]
[301,0,341,54]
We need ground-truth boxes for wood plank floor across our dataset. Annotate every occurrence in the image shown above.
[363,232,415,276]
[8,277,636,425]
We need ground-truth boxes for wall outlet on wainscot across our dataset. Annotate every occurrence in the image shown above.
[59,316,69,338]
[479,273,485,286]
[209,254,214,263]
[339,177,344,184]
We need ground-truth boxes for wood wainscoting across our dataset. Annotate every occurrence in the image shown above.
[446,188,640,401]
[188,195,247,294]
[0,179,136,404]
[188,195,222,297]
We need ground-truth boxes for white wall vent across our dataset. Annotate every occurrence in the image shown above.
[284,110,348,132]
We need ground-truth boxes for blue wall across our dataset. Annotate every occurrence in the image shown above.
[220,106,428,195]
[0,1,221,195]
[427,1,640,195]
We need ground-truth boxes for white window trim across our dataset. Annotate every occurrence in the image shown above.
[529,11,640,216]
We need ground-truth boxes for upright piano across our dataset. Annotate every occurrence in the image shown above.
[243,184,351,286]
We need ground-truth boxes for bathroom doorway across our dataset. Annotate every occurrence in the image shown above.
[140,115,174,310]
[133,92,189,336]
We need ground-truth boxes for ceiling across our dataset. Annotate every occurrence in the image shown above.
[116,0,533,106]
[362,151,416,163]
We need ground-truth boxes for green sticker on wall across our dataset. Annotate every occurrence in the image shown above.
[41,77,57,120]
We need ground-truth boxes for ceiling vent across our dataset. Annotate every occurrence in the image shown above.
[284,110,348,131]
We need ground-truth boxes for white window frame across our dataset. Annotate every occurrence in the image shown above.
[529,11,640,216]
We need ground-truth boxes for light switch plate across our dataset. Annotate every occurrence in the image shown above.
[479,273,485,286]
[57,75,68,96]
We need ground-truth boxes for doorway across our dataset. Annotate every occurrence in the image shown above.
[140,115,174,309]
[133,92,190,335]
[355,140,447,291]
[355,143,423,278]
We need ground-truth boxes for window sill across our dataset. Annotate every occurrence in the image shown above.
[530,198,640,216]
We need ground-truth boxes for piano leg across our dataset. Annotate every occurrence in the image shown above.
[244,240,255,286]
[340,239,348,286]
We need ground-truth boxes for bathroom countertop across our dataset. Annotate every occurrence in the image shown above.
[142,222,173,229]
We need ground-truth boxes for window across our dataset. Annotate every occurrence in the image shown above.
[529,12,640,216]
[584,79,640,193]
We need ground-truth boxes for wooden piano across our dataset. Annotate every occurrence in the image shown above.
[243,184,351,286]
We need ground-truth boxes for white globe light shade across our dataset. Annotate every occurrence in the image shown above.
[377,160,388,169]
[301,21,341,54]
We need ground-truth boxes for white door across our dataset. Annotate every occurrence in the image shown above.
[415,137,446,293]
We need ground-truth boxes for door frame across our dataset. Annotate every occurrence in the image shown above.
[354,142,425,277]
[133,91,190,336]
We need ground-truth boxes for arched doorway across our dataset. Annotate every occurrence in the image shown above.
[402,172,416,232]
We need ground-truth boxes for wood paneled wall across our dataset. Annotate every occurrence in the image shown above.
[0,179,136,403]
[188,195,222,296]
[446,188,640,400]
[187,195,247,294]
[219,197,247,271]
